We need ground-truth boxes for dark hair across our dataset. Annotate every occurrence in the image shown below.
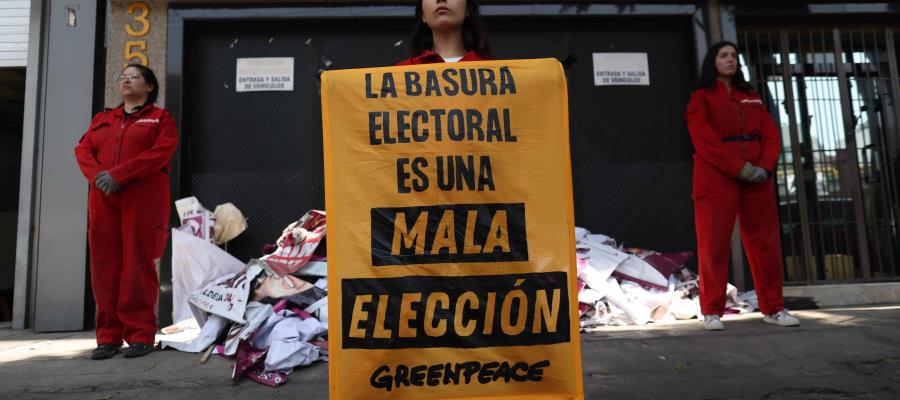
[409,0,489,55]
[695,41,753,93]
[121,63,160,105]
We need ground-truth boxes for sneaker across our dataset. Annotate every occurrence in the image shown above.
[764,309,801,327]
[124,343,154,358]
[700,314,725,331]
[91,344,120,360]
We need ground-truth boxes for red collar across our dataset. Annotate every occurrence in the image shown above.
[715,80,730,95]
[716,80,744,100]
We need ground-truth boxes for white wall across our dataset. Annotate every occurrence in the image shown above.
[0,0,29,67]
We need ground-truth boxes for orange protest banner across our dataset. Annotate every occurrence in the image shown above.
[322,58,583,400]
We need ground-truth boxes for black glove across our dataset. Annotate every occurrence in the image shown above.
[94,171,120,195]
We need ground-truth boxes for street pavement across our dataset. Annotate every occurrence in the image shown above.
[1,305,898,399]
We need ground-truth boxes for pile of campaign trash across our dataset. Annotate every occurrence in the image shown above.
[574,227,758,330]
[158,197,328,388]
[156,195,758,387]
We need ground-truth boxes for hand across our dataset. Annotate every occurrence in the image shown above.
[738,163,768,183]
[748,166,769,183]
[738,162,756,182]
[94,171,120,195]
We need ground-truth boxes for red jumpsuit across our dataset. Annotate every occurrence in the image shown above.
[685,81,785,317]
[396,49,494,65]
[74,105,178,345]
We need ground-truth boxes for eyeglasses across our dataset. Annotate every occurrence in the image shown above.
[117,73,142,82]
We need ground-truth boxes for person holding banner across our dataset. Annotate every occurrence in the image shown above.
[322,57,584,400]
[398,0,493,65]
[75,64,178,359]
[685,42,800,331]
[322,9,585,393]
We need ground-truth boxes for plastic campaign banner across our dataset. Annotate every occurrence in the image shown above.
[321,58,584,400]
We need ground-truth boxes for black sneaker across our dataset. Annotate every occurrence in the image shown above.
[124,343,154,358]
[91,344,120,360]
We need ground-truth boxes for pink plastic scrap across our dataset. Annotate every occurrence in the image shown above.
[611,256,669,291]
[612,249,694,291]
[576,258,589,275]
[232,340,290,387]
[247,369,289,387]
[260,210,327,278]
[625,248,694,279]
[578,303,592,317]
[232,341,268,383]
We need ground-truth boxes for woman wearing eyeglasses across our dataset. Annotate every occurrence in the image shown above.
[74,64,178,359]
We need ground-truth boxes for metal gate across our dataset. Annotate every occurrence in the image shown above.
[739,27,900,284]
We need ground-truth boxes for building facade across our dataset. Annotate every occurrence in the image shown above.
[12,0,900,330]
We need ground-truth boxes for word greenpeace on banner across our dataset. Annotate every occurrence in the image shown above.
[341,272,570,349]
[370,203,528,266]
[370,359,551,392]
[363,67,518,195]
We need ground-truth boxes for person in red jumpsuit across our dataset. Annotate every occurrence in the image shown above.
[75,64,178,359]
[685,42,800,330]
[397,0,493,65]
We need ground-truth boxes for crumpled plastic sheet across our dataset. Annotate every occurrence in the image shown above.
[171,228,247,325]
[612,255,669,291]
[224,302,274,356]
[250,309,328,371]
[625,248,693,282]
[575,227,753,329]
[259,210,326,278]
[232,341,289,387]
[164,210,333,389]
[187,262,265,324]
[727,289,759,314]
[276,286,327,310]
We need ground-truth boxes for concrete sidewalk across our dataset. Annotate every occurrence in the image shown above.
[1,305,899,399]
